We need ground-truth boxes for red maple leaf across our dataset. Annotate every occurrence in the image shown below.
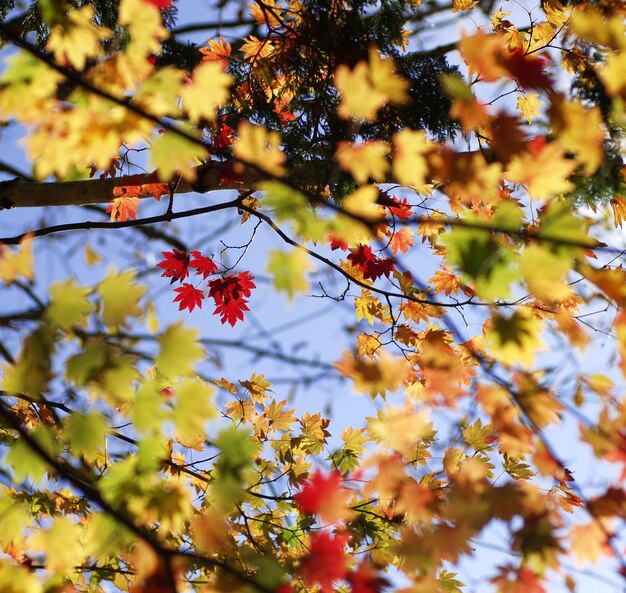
[387,196,413,220]
[527,136,548,156]
[211,118,235,151]
[157,250,190,284]
[208,271,256,326]
[173,284,204,312]
[143,0,172,9]
[502,49,552,90]
[491,566,546,593]
[213,298,251,326]
[299,532,349,593]
[347,245,395,281]
[140,183,170,201]
[295,470,354,523]
[189,251,218,279]
[347,563,389,593]
[328,235,349,251]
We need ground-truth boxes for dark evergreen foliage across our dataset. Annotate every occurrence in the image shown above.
[0,0,460,185]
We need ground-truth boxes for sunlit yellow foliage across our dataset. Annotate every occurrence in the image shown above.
[181,62,232,123]
[336,48,408,121]
[516,93,543,123]
[335,141,390,184]
[46,5,110,71]
[485,310,544,368]
[0,237,33,285]
[392,130,433,188]
[335,350,410,398]
[233,122,286,177]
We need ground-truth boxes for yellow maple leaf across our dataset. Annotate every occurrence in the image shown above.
[401,300,436,325]
[458,31,509,81]
[267,249,315,301]
[150,130,208,181]
[569,7,626,51]
[0,561,42,592]
[516,373,563,428]
[335,350,410,398]
[452,0,478,12]
[342,185,383,222]
[46,5,110,71]
[248,0,282,27]
[32,517,86,574]
[368,47,409,105]
[395,324,418,347]
[412,328,476,404]
[181,62,232,123]
[505,140,576,198]
[550,97,604,174]
[527,22,557,51]
[354,289,387,325]
[156,323,205,380]
[437,150,503,206]
[569,521,613,566]
[233,122,286,177]
[98,268,146,329]
[484,310,544,368]
[84,243,102,266]
[335,61,386,121]
[367,404,433,457]
[519,244,572,302]
[192,509,233,556]
[516,93,543,123]
[0,236,33,285]
[134,66,185,117]
[544,0,569,28]
[46,279,94,330]
[335,141,390,184]
[490,8,512,30]
[118,0,168,59]
[0,53,62,120]
[392,129,433,188]
[335,48,408,121]
[579,263,626,307]
[356,333,382,358]
[173,378,216,443]
[600,51,626,96]
[240,35,275,60]
[240,372,272,403]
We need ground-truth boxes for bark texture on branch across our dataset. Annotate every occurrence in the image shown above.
[0,162,267,209]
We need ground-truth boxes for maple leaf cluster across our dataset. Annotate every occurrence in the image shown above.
[293,471,389,593]
[298,532,388,593]
[106,183,170,222]
[157,250,255,325]
[347,245,396,281]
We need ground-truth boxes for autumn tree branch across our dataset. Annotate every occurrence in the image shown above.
[0,399,279,593]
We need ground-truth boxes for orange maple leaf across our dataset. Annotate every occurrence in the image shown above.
[106,196,140,222]
[610,196,626,228]
[569,521,613,566]
[199,36,232,66]
[389,227,414,255]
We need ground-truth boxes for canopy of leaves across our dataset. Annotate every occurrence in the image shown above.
[1,1,626,593]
